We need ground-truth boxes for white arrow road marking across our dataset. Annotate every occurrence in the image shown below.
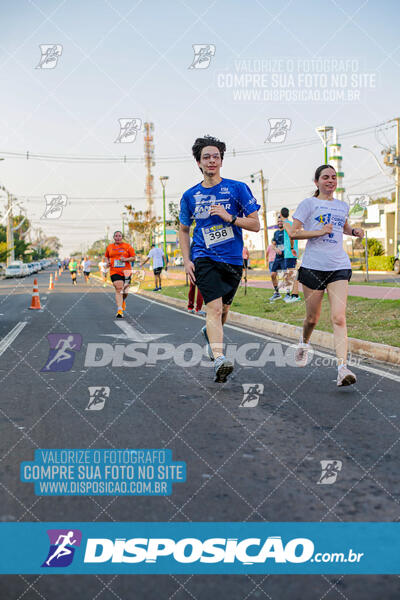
[0,322,27,357]
[101,321,169,342]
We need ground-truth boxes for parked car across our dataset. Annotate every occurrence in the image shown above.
[5,261,25,278]
[394,253,400,275]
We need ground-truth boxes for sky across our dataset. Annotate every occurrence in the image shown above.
[0,0,399,255]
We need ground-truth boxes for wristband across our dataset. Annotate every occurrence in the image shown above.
[351,228,356,236]
[230,215,237,225]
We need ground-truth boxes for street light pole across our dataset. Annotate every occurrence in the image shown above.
[160,176,169,262]
[316,125,334,163]
[251,170,268,268]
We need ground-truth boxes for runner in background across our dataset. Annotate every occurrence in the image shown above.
[105,231,136,318]
[141,244,165,291]
[98,257,109,287]
[265,239,277,273]
[280,207,301,303]
[286,164,364,387]
[188,282,205,316]
[82,256,91,284]
[269,215,286,302]
[68,258,78,285]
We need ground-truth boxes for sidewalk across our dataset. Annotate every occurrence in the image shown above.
[156,269,400,300]
[245,280,400,300]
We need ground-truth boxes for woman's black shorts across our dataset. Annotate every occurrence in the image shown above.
[298,267,352,291]
[194,257,243,305]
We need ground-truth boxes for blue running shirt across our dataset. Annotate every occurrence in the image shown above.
[179,178,260,265]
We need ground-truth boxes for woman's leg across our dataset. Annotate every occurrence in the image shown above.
[326,279,349,366]
[113,280,124,310]
[302,285,324,343]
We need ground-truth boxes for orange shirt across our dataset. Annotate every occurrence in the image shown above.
[105,243,135,276]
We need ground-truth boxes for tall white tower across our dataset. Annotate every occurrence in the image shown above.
[329,129,345,201]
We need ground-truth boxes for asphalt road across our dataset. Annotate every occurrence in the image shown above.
[1,269,400,598]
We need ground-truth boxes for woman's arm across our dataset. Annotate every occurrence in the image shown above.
[284,218,333,240]
[343,220,364,238]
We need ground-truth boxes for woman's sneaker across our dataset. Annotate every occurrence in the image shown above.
[214,355,233,383]
[294,340,310,367]
[337,365,357,387]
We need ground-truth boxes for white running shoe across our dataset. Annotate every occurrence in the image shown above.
[337,365,357,387]
[283,293,291,303]
[288,295,301,303]
[294,340,310,367]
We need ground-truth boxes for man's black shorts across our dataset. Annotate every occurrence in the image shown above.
[153,267,162,275]
[83,271,90,277]
[194,257,243,305]
[298,267,352,290]
[111,273,132,283]
[270,255,285,273]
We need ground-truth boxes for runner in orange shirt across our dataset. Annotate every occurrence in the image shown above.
[105,230,136,318]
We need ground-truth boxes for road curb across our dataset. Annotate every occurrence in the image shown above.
[138,289,400,366]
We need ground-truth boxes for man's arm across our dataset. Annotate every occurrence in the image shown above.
[178,224,195,283]
[209,205,260,232]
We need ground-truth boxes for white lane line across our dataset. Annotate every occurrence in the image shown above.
[0,322,27,357]
[135,294,400,383]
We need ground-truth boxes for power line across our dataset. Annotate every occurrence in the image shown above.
[0,121,392,164]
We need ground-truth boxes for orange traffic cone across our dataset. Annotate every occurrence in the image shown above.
[48,273,54,290]
[54,271,58,281]
[29,279,41,310]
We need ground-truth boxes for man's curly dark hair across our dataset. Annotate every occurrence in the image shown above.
[191,135,226,163]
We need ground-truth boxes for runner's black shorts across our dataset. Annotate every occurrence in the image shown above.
[270,255,285,272]
[83,271,90,276]
[194,257,243,305]
[298,267,352,290]
[153,267,162,275]
[111,273,132,283]
[70,270,77,275]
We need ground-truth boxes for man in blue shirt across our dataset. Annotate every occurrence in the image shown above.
[269,216,286,302]
[179,135,260,383]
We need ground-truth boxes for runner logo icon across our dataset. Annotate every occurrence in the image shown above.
[41,334,82,372]
[317,460,343,485]
[42,529,82,567]
[188,44,216,69]
[240,383,264,407]
[86,386,110,411]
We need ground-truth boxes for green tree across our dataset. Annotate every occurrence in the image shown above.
[362,237,384,256]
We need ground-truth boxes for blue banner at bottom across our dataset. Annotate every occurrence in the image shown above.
[0,522,398,574]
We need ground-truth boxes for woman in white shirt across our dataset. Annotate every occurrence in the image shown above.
[98,258,109,287]
[286,165,364,387]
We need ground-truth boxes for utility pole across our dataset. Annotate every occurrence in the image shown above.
[144,122,155,217]
[394,118,400,255]
[250,170,268,268]
[383,117,400,255]
[160,176,169,262]
[6,192,15,266]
